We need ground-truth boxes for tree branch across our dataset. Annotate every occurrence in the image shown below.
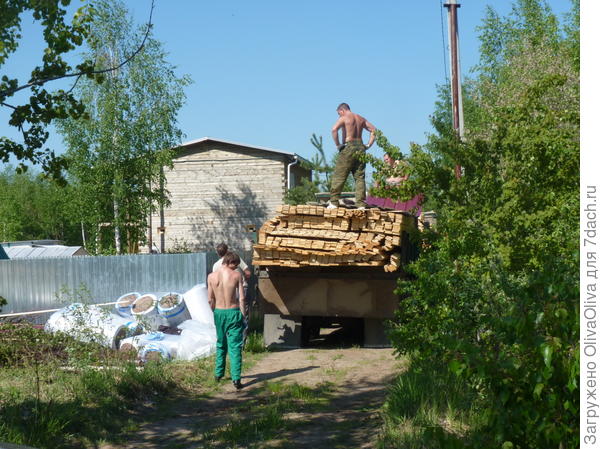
[1,102,17,110]
[0,0,155,99]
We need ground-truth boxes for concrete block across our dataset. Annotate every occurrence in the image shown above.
[263,314,302,349]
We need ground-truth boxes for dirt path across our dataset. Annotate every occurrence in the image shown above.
[109,348,405,448]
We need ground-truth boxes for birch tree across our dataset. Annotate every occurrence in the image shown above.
[58,0,190,254]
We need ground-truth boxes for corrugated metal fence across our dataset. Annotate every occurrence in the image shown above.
[0,253,213,320]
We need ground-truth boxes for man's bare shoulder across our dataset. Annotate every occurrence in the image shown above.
[207,271,218,284]
[354,113,368,123]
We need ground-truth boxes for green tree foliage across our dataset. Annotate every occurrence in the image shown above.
[0,167,80,243]
[0,0,99,178]
[285,133,354,205]
[361,130,412,198]
[383,1,579,447]
[57,0,190,254]
[0,0,156,179]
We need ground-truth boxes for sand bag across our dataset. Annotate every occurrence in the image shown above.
[183,284,214,326]
[157,292,191,327]
[118,320,217,361]
[139,342,172,361]
[115,292,141,317]
[45,303,139,349]
[119,330,164,349]
[131,294,166,330]
[119,331,180,359]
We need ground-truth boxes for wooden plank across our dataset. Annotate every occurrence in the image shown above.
[253,205,418,269]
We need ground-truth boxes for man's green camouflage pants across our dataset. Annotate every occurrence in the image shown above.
[330,140,366,207]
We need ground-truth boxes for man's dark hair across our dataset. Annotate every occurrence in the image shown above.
[223,251,240,266]
[337,103,350,111]
[216,243,228,257]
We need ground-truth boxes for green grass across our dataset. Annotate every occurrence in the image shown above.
[321,352,348,380]
[243,307,268,354]
[1,322,491,448]
[0,359,173,448]
[245,330,268,353]
[377,357,487,449]
[208,401,286,445]
[0,322,268,448]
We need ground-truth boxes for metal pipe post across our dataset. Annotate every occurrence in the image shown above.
[444,0,463,179]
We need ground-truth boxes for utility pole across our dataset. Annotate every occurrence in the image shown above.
[444,0,464,179]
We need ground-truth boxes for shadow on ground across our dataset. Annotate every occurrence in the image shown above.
[242,366,319,388]
[117,375,390,449]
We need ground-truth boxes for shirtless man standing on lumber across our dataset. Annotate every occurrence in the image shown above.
[207,251,246,390]
[329,103,376,209]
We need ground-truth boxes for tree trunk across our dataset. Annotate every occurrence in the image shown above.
[114,197,121,254]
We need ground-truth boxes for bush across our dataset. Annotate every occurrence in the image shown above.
[0,323,110,367]
[380,2,579,447]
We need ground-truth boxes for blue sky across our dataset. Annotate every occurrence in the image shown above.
[0,0,575,170]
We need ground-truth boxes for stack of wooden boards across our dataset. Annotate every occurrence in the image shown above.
[253,204,417,271]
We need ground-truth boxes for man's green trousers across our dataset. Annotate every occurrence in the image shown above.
[214,308,244,381]
[330,140,367,207]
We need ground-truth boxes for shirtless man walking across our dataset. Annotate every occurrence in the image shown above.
[207,251,246,390]
[329,103,376,209]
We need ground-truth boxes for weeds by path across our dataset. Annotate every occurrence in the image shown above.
[377,358,487,448]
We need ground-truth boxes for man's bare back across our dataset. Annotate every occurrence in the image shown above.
[208,262,245,315]
[332,105,376,149]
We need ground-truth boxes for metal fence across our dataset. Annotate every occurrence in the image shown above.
[0,253,210,320]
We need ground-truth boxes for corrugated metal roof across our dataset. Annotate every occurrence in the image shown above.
[3,245,88,259]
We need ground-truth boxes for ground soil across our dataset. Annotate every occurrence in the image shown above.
[103,346,405,449]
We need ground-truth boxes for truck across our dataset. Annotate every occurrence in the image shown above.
[253,204,420,348]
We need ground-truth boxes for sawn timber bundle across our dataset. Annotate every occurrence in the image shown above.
[253,204,417,271]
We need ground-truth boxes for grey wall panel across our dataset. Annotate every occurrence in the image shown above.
[0,253,208,317]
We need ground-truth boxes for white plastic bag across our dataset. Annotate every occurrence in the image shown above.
[183,284,214,326]
[45,304,139,349]
[176,319,217,360]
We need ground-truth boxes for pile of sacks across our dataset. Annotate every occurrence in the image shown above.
[44,284,216,362]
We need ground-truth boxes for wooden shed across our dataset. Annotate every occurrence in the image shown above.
[148,137,310,253]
